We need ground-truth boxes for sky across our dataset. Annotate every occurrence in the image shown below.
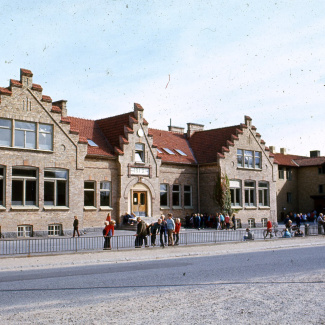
[1,0,325,156]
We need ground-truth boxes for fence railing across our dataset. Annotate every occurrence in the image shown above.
[0,225,322,257]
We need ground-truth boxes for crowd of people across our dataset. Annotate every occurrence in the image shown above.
[134,214,181,248]
[102,210,325,249]
[183,213,237,230]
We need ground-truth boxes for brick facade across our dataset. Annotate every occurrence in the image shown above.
[0,69,284,237]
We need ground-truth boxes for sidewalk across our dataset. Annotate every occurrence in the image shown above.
[1,235,325,272]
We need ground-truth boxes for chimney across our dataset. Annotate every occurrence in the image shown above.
[310,150,320,158]
[269,146,275,153]
[187,123,204,138]
[280,148,286,155]
[52,100,67,117]
[20,68,33,88]
[168,125,184,134]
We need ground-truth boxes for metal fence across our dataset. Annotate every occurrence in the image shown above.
[0,228,267,256]
[1,225,323,256]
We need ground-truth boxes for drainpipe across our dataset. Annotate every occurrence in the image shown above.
[197,164,200,213]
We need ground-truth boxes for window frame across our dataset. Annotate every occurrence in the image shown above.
[0,166,4,206]
[48,224,62,236]
[230,180,241,207]
[286,167,292,181]
[237,149,262,169]
[261,218,268,227]
[44,169,68,207]
[14,120,36,149]
[160,183,169,207]
[248,218,256,228]
[172,184,181,207]
[258,181,269,207]
[244,180,256,207]
[135,143,145,163]
[39,123,53,151]
[11,167,38,206]
[84,181,96,207]
[287,192,292,204]
[0,118,12,147]
[278,167,284,179]
[100,181,111,207]
[17,225,33,237]
[184,185,192,207]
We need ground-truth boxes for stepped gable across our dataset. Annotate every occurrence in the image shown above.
[273,153,305,167]
[188,125,240,164]
[149,128,196,164]
[96,112,135,155]
[67,117,115,157]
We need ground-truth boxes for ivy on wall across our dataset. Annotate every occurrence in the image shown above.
[215,173,233,216]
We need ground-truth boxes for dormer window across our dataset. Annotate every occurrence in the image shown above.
[87,139,98,147]
[135,143,145,163]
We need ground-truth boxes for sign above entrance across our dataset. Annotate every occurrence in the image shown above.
[130,167,150,176]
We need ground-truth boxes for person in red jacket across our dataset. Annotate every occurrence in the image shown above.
[266,219,273,238]
[103,220,115,250]
[174,218,181,245]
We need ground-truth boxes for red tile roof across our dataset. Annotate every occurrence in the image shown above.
[188,125,241,164]
[0,87,12,96]
[68,117,115,157]
[294,156,325,167]
[96,112,135,152]
[42,95,52,103]
[273,153,305,167]
[32,83,43,92]
[10,79,22,88]
[149,128,197,164]
[20,69,33,77]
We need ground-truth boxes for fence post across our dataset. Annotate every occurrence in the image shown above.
[75,237,78,253]
[28,239,30,257]
[305,224,309,236]
[318,224,322,235]
[117,236,119,250]
[185,232,188,245]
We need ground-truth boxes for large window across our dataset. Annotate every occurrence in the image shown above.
[230,180,241,207]
[44,169,68,206]
[100,181,111,207]
[12,168,37,206]
[84,181,95,207]
[48,224,62,236]
[286,168,292,180]
[17,225,33,237]
[258,181,269,207]
[248,218,256,228]
[0,166,4,206]
[160,184,169,207]
[39,124,53,150]
[244,180,255,206]
[135,143,145,163]
[287,192,292,203]
[0,119,53,151]
[0,119,12,146]
[184,185,192,207]
[237,150,262,169]
[172,184,181,207]
[14,121,36,149]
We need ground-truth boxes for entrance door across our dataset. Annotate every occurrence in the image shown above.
[132,191,147,217]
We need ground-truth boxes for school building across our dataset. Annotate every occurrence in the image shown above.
[0,68,320,237]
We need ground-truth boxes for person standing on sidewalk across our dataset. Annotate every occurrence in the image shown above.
[135,217,149,248]
[150,219,161,246]
[103,220,115,250]
[174,218,181,245]
[160,215,167,247]
[231,214,236,230]
[166,213,175,246]
[73,216,80,237]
